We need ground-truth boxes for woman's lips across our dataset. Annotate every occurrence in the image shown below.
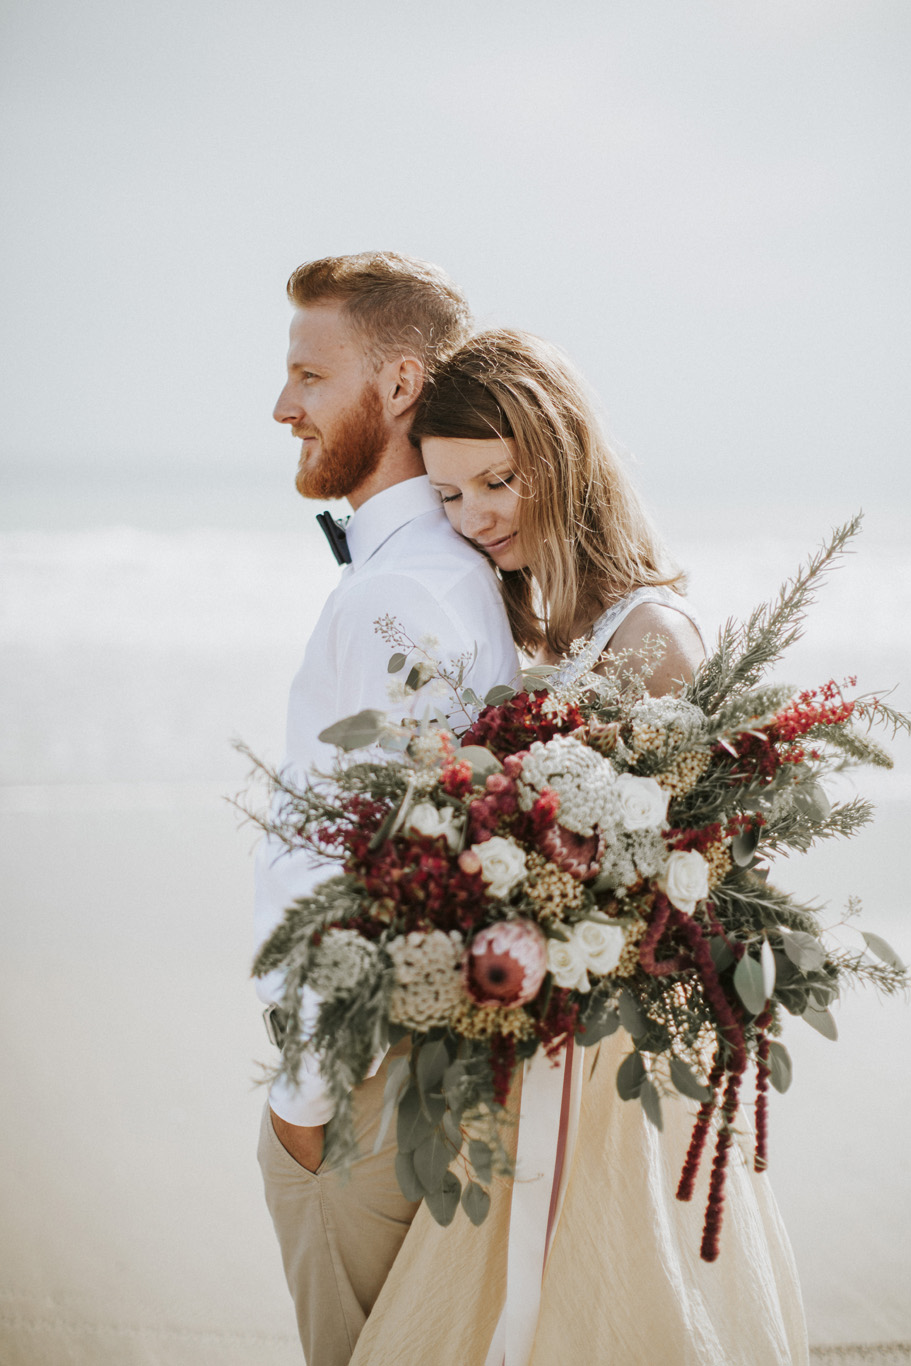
[479,533,516,552]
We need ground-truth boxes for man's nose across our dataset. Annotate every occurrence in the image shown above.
[273,382,302,424]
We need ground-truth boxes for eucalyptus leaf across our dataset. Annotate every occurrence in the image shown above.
[579,1006,621,1046]
[396,1084,437,1152]
[424,1171,461,1226]
[761,939,777,998]
[413,1127,453,1192]
[767,1040,793,1094]
[442,1060,465,1101]
[618,989,647,1039]
[372,1055,411,1154]
[733,952,767,1016]
[639,1077,664,1131]
[484,685,517,706]
[461,688,482,709]
[802,1004,838,1041]
[461,1182,491,1226]
[616,1050,646,1100]
[458,745,504,779]
[405,666,423,692]
[520,666,557,688]
[862,932,906,971]
[731,825,760,867]
[793,783,832,821]
[468,1139,493,1185]
[387,652,408,674]
[394,1148,425,1202]
[415,1038,451,1099]
[669,1057,713,1103]
[318,709,386,751]
[779,929,827,972]
[709,936,734,972]
[441,1110,463,1156]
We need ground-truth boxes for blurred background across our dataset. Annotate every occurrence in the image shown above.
[2,2,909,1362]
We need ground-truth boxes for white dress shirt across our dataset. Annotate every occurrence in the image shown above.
[254,475,519,1125]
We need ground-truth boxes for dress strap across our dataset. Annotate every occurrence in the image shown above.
[552,586,704,688]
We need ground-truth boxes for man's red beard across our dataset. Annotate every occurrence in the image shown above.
[295,383,388,501]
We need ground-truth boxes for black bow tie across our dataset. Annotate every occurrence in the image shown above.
[316,511,352,565]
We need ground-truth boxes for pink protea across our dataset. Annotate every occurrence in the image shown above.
[464,920,547,1007]
[537,822,602,881]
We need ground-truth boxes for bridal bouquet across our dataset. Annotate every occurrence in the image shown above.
[245,515,907,1261]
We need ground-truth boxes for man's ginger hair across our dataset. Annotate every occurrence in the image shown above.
[286,251,472,372]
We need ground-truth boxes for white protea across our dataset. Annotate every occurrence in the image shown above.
[387,929,466,1029]
[517,734,618,837]
[308,928,380,1001]
[628,696,708,753]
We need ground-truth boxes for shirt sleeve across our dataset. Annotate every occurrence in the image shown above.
[257,571,491,1127]
[331,571,481,721]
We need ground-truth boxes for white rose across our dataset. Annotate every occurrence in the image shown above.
[407,801,463,851]
[472,835,527,899]
[659,849,710,914]
[574,919,626,976]
[614,773,669,831]
[546,934,590,992]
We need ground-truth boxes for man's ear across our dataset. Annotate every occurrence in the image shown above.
[385,355,425,417]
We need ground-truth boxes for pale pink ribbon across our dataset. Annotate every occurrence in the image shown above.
[484,1038,585,1366]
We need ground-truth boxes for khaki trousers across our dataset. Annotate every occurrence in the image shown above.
[257,1039,420,1366]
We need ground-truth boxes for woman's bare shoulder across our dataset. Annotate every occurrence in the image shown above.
[602,601,704,697]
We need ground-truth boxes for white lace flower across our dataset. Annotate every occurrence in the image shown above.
[613,773,669,831]
[406,801,463,851]
[575,920,627,976]
[472,835,527,899]
[629,696,708,747]
[659,850,710,915]
[547,934,590,992]
[517,735,617,836]
[308,929,380,1000]
[387,929,465,1029]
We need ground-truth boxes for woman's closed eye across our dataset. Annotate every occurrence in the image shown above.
[439,473,515,504]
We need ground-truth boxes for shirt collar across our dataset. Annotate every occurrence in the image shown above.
[345,476,441,569]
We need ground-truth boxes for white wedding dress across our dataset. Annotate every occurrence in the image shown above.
[349,589,810,1366]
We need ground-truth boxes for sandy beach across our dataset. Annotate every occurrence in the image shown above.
[2,514,909,1364]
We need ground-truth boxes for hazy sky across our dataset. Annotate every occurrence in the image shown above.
[2,0,909,513]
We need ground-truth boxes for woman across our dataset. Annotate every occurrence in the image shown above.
[349,331,808,1366]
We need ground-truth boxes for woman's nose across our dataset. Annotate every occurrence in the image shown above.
[460,499,495,541]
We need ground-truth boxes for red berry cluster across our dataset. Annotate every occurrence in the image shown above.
[489,1033,518,1105]
[663,822,723,854]
[439,759,474,798]
[768,682,854,756]
[346,833,489,935]
[532,987,581,1058]
[467,771,520,844]
[462,691,584,761]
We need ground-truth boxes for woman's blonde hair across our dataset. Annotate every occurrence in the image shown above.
[411,328,684,655]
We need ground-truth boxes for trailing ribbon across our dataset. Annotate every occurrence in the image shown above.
[484,1039,585,1366]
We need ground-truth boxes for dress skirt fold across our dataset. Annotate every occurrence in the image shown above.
[350,1034,808,1365]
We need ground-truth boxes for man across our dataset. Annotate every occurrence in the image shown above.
[254,252,518,1365]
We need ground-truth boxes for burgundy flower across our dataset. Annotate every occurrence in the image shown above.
[537,822,602,881]
[464,920,547,1006]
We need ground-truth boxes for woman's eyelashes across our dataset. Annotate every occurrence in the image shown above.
[438,473,515,504]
